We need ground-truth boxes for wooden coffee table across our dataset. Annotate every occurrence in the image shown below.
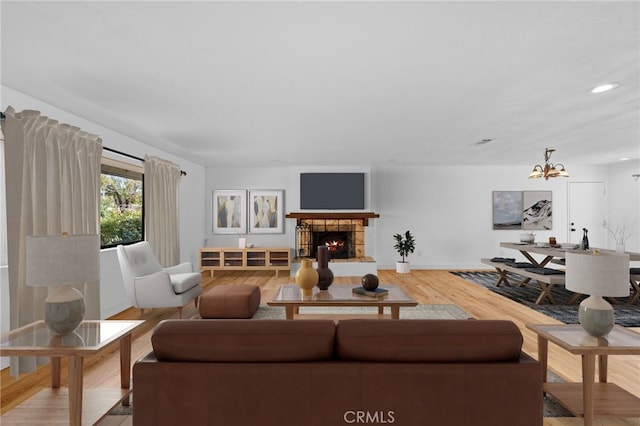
[526,323,640,426]
[268,284,418,320]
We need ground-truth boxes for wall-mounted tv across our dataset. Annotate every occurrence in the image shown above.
[300,173,365,210]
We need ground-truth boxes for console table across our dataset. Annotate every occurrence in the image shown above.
[199,247,291,278]
[527,324,640,426]
[0,320,144,426]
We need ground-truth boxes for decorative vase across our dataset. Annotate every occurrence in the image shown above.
[316,246,334,290]
[362,273,379,290]
[616,244,625,253]
[295,259,318,297]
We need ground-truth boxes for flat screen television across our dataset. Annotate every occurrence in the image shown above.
[300,173,365,210]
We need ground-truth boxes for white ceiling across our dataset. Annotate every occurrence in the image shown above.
[2,1,639,168]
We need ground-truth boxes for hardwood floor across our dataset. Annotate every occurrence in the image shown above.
[2,269,639,425]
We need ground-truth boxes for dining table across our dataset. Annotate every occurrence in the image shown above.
[499,242,640,304]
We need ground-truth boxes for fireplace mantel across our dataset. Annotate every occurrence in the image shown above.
[286,212,379,226]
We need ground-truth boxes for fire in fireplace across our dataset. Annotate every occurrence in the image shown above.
[313,230,355,259]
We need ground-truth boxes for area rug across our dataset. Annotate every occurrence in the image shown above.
[252,303,472,320]
[450,271,640,327]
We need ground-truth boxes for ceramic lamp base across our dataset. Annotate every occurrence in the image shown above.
[44,285,85,335]
[578,295,614,337]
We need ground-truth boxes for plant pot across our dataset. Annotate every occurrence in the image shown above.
[396,261,410,274]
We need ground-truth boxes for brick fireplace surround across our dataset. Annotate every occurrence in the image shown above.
[286,212,379,261]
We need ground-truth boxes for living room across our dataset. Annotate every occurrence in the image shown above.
[1,1,640,425]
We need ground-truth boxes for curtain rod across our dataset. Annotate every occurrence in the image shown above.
[0,115,186,176]
[104,146,187,176]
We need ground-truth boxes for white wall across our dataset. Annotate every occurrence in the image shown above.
[206,162,625,270]
[606,159,640,254]
[2,87,207,320]
[371,164,609,269]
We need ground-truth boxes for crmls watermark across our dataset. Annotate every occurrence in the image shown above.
[343,410,396,424]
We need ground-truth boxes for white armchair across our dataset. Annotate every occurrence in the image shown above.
[116,241,202,318]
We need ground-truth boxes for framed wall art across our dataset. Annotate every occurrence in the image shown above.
[212,190,247,234]
[522,190,552,230]
[492,191,523,230]
[249,190,284,234]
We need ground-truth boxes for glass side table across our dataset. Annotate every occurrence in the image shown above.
[526,323,640,426]
[1,320,144,426]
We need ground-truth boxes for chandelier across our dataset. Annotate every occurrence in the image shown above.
[528,148,569,180]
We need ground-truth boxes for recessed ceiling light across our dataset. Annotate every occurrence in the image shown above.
[589,82,619,94]
[620,157,630,161]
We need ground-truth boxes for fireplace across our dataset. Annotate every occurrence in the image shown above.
[312,228,355,259]
[290,213,379,260]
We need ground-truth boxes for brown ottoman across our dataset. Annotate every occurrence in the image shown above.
[199,284,261,319]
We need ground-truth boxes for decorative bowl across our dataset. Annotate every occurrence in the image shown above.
[560,243,579,249]
[519,233,535,243]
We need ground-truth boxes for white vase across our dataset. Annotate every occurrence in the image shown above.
[616,244,625,253]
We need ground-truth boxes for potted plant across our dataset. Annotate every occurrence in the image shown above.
[393,230,416,273]
[605,221,635,253]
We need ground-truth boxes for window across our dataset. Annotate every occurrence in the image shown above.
[100,156,144,248]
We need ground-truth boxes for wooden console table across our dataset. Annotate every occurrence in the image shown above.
[0,320,144,426]
[199,247,291,278]
[527,324,640,426]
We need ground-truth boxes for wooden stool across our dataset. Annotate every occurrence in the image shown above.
[199,284,261,319]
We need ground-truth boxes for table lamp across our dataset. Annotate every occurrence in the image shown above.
[565,251,630,337]
[26,234,100,335]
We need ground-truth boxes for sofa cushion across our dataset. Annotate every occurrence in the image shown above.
[336,319,523,362]
[152,319,336,362]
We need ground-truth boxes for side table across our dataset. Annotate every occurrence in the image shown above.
[0,320,144,426]
[526,323,640,426]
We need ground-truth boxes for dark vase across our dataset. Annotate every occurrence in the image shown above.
[316,246,334,290]
[582,228,590,250]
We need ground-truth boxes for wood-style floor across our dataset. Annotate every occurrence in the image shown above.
[2,270,639,426]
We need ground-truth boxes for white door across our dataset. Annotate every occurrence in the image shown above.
[568,182,606,247]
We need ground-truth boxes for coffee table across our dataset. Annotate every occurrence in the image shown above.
[268,284,418,319]
[0,320,144,426]
[526,323,640,426]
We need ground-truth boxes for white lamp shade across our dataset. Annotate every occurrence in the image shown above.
[26,234,100,287]
[565,251,630,297]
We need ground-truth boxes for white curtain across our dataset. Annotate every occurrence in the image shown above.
[144,155,181,267]
[0,122,7,267]
[3,107,102,375]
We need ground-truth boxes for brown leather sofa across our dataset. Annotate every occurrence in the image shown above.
[133,319,542,426]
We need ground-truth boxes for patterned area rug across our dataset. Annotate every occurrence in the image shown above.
[451,271,640,327]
